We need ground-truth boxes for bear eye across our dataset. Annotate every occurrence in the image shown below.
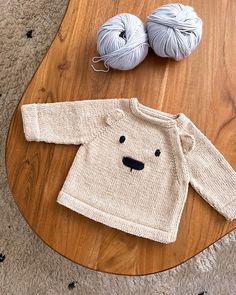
[119,135,126,143]
[155,149,161,157]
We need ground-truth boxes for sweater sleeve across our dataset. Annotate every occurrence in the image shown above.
[21,99,125,145]
[179,117,236,221]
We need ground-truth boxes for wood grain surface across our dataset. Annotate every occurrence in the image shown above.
[5,0,236,275]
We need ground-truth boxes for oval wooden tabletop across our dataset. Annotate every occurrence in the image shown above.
[5,0,236,275]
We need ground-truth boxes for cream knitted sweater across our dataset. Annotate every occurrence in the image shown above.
[21,97,236,244]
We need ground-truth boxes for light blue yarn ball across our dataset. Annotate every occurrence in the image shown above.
[147,3,203,61]
[95,13,149,71]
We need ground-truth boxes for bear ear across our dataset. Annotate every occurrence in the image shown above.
[179,132,196,155]
[105,108,125,126]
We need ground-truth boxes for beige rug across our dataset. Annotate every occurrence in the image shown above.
[0,1,235,294]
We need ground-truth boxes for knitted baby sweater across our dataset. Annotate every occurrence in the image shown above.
[21,97,236,244]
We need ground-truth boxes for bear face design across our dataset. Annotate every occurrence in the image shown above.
[119,135,161,172]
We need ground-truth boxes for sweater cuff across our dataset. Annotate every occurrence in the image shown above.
[221,198,236,221]
[21,104,40,141]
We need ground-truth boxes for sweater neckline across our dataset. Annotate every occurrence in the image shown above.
[129,97,186,127]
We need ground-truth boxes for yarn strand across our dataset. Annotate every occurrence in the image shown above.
[91,57,110,72]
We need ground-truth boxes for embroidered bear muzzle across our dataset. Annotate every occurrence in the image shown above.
[122,156,145,171]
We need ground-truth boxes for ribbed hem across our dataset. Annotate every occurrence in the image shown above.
[56,190,177,244]
[21,104,40,141]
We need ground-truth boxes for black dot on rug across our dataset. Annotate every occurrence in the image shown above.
[68,281,78,290]
[26,30,33,38]
[198,291,207,295]
[0,253,6,262]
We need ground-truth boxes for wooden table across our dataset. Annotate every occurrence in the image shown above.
[5,0,236,275]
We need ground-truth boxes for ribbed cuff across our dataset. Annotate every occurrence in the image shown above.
[21,104,40,141]
[221,199,236,221]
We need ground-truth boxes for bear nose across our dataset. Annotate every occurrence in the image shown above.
[122,156,144,171]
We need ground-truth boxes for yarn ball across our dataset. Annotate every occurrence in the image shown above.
[147,3,203,61]
[93,13,149,71]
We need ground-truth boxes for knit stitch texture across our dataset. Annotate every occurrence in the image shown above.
[21,98,236,243]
